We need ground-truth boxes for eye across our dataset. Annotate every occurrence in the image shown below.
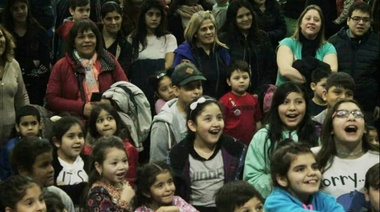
[96,118,104,123]
[295,167,305,172]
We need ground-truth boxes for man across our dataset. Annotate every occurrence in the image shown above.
[329,2,380,126]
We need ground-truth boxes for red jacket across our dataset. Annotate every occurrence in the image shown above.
[46,50,128,117]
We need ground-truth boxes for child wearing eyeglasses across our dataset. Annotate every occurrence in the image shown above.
[312,98,380,211]
[169,96,246,212]
[148,69,176,114]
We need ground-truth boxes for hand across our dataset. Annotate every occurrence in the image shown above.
[156,206,180,212]
[120,182,135,203]
[83,103,94,118]
[33,60,40,67]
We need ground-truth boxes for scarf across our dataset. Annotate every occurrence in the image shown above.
[177,4,204,28]
[73,50,100,102]
[299,33,319,58]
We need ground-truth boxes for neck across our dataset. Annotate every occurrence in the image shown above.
[196,41,212,55]
[147,28,155,36]
[301,32,317,40]
[312,96,326,106]
[335,140,364,159]
[102,28,117,39]
[57,150,76,164]
[194,138,216,152]
[176,100,187,115]
[14,21,26,29]
[259,4,265,12]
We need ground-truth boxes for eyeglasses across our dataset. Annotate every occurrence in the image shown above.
[333,109,365,119]
[350,16,371,23]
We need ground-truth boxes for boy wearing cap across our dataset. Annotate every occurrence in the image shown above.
[149,63,206,162]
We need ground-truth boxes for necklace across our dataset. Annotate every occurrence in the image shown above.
[336,148,363,157]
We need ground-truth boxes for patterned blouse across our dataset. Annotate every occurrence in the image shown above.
[134,196,199,212]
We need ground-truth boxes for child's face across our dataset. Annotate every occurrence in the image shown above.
[188,103,224,146]
[368,129,379,145]
[29,151,55,187]
[227,70,250,96]
[96,147,128,185]
[365,184,380,212]
[175,81,203,106]
[54,123,84,163]
[69,3,90,21]
[96,110,117,137]
[145,8,161,32]
[323,86,354,108]
[277,153,321,203]
[102,11,122,34]
[11,1,28,24]
[278,92,306,131]
[16,115,41,137]
[234,197,264,212]
[147,171,175,207]
[331,102,365,146]
[13,183,46,212]
[157,76,175,101]
[310,77,327,101]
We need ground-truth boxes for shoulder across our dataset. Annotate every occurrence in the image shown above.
[221,135,246,155]
[279,37,297,46]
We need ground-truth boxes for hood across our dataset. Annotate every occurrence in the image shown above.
[152,98,179,123]
[174,42,196,63]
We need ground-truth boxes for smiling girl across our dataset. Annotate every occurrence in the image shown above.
[169,96,246,212]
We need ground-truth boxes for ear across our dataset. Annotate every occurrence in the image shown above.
[18,167,30,177]
[52,137,61,148]
[15,124,20,133]
[310,82,316,91]
[95,162,103,176]
[226,78,231,86]
[276,174,289,187]
[69,7,75,16]
[364,187,370,202]
[5,207,12,212]
[322,89,328,101]
[187,120,197,133]
[39,121,43,130]
[173,85,180,97]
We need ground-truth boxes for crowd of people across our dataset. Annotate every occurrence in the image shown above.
[0,0,379,211]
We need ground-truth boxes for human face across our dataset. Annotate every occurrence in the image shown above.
[227,70,250,96]
[234,197,264,212]
[236,7,252,33]
[347,10,371,38]
[0,30,5,56]
[145,8,161,33]
[11,1,28,24]
[74,30,96,59]
[175,81,203,106]
[69,4,90,21]
[365,184,380,212]
[368,129,379,146]
[12,183,46,212]
[323,86,354,108]
[16,115,41,137]
[189,103,224,146]
[196,19,215,47]
[55,124,84,163]
[96,109,117,137]
[148,171,176,209]
[96,147,128,186]
[102,11,122,35]
[278,153,321,203]
[28,152,55,187]
[157,76,175,101]
[278,92,306,131]
[310,77,327,103]
[300,9,322,40]
[331,102,365,147]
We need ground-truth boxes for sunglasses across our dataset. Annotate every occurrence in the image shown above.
[333,109,364,119]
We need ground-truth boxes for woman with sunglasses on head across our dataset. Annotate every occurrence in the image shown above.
[313,98,380,211]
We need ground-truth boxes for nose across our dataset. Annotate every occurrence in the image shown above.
[48,164,54,174]
[36,200,46,211]
[288,102,296,110]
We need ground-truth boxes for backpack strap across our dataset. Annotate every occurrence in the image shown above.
[115,84,138,115]
[165,122,172,150]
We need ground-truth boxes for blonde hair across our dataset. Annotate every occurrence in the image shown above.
[184,11,228,49]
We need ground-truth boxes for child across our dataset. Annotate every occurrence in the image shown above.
[134,161,198,211]
[169,95,246,212]
[308,67,331,117]
[368,126,379,146]
[51,116,89,206]
[86,103,138,186]
[0,105,42,180]
[264,141,345,211]
[0,176,46,211]
[364,163,379,212]
[44,191,68,212]
[10,136,75,211]
[86,136,135,211]
[244,82,319,198]
[148,70,176,114]
[220,60,263,146]
[214,180,264,212]
[150,63,205,162]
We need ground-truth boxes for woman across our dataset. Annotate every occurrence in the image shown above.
[219,0,276,95]
[314,99,380,211]
[243,82,318,198]
[0,24,29,146]
[1,0,50,106]
[128,0,177,112]
[46,20,128,119]
[276,5,338,86]
[100,1,131,74]
[249,0,287,48]
[174,10,230,99]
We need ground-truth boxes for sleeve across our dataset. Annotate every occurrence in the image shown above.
[87,187,125,212]
[173,196,198,212]
[261,32,277,85]
[14,60,30,108]
[243,129,272,198]
[253,96,263,122]
[320,192,345,212]
[173,53,187,67]
[111,53,129,82]
[165,34,178,53]
[321,42,337,55]
[334,0,354,24]
[0,145,11,180]
[124,140,138,186]
[267,5,287,46]
[264,193,315,212]
[149,121,171,162]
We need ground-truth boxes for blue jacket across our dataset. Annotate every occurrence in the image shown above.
[0,137,20,180]
[264,187,345,212]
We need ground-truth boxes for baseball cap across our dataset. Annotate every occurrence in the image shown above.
[171,63,206,86]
